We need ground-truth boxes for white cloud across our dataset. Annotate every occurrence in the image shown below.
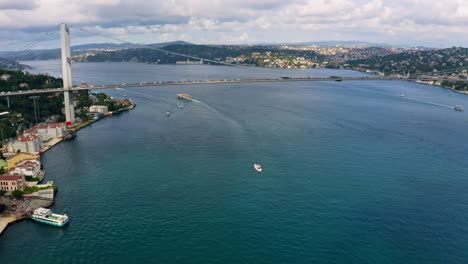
[0,0,467,50]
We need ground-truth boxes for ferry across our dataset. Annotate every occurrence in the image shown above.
[31,207,69,227]
[177,93,193,101]
[254,163,263,173]
[454,105,464,111]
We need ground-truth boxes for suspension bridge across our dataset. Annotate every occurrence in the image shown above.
[0,24,466,126]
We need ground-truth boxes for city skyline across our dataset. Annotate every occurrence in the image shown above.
[0,0,467,51]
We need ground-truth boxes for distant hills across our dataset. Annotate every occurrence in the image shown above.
[0,41,194,61]
[0,40,437,62]
[258,40,388,47]
[0,58,31,70]
[346,46,468,75]
[71,41,193,50]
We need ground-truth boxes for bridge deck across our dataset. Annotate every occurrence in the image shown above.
[0,77,453,97]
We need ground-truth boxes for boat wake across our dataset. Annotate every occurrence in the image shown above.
[194,99,242,129]
[403,97,454,109]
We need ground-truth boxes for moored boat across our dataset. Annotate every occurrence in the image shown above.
[64,131,76,141]
[31,207,69,227]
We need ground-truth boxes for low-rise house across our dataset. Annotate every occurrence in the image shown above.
[0,175,26,192]
[19,83,29,89]
[89,105,109,115]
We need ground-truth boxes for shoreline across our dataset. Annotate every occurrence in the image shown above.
[0,215,23,235]
[0,103,135,236]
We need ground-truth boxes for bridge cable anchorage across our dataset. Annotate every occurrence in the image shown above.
[74,26,275,72]
[0,31,58,67]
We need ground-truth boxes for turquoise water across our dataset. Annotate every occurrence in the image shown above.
[1,62,468,263]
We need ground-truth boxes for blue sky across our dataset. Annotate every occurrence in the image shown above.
[0,0,467,51]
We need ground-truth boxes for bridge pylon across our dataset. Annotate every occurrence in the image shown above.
[60,23,75,127]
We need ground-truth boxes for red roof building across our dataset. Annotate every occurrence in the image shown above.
[0,175,26,191]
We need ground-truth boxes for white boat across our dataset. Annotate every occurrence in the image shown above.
[400,93,405,97]
[31,207,69,227]
[455,105,464,111]
[254,163,262,173]
[166,111,171,116]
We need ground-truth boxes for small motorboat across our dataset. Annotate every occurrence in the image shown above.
[166,111,171,116]
[178,104,184,109]
[455,105,464,111]
[254,163,262,173]
[400,93,405,97]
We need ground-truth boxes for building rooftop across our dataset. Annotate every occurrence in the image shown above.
[0,175,22,181]
[18,135,39,142]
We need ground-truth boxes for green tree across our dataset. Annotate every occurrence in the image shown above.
[11,190,23,199]
[0,190,6,196]
[0,203,6,213]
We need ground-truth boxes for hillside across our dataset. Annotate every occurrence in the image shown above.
[346,47,467,75]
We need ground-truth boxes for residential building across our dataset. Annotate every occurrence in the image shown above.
[89,105,109,115]
[0,175,26,192]
[116,99,131,107]
[0,74,11,81]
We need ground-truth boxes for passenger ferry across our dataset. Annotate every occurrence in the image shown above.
[177,93,193,101]
[31,208,69,227]
[455,105,464,111]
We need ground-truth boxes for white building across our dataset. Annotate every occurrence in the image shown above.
[10,159,41,177]
[89,105,109,115]
[8,135,42,153]
[0,74,12,81]
[23,123,66,141]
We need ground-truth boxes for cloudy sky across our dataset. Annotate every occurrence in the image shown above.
[0,0,467,51]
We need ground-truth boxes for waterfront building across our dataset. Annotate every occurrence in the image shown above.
[8,135,42,154]
[117,99,131,107]
[0,175,26,192]
[176,59,203,65]
[23,123,66,141]
[89,105,109,115]
[6,153,39,170]
[10,159,41,177]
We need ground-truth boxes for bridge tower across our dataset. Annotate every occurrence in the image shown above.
[60,23,75,126]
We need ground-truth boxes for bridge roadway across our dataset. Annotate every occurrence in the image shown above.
[0,76,443,97]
